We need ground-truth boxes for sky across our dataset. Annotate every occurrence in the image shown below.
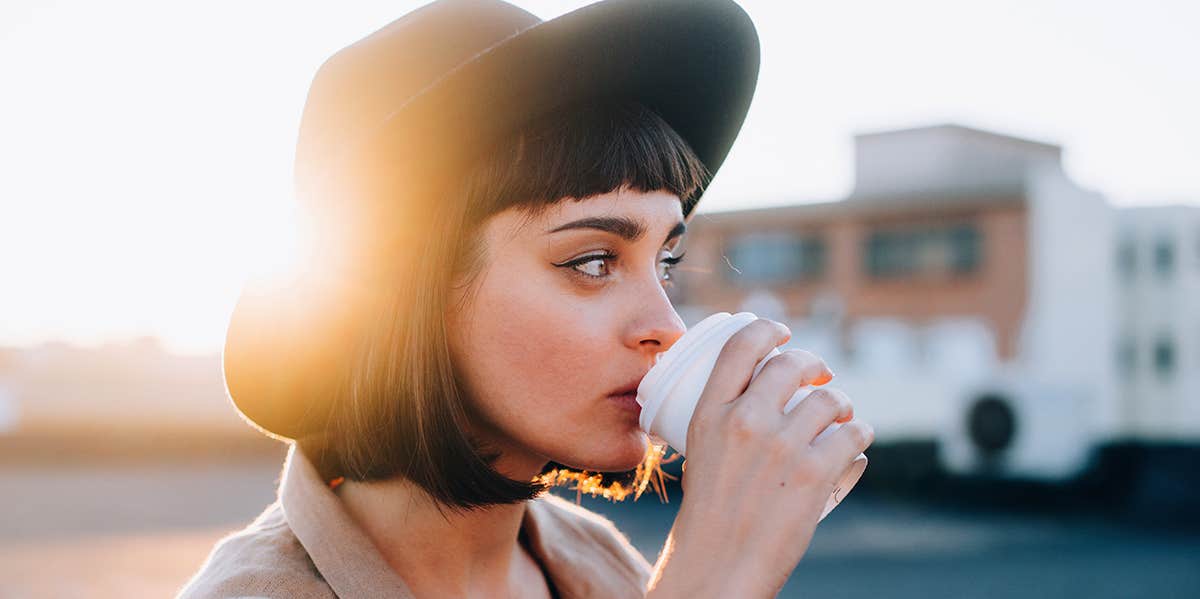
[1,0,1197,355]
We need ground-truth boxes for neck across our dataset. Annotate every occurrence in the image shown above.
[336,453,550,598]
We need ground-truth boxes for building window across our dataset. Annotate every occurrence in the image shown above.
[864,222,982,279]
[947,224,982,273]
[1116,237,1137,279]
[1152,335,1175,379]
[724,232,826,284]
[1153,235,1175,278]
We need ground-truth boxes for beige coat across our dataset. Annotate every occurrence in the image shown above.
[178,444,652,598]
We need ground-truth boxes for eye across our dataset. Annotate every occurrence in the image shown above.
[557,251,617,279]
[554,249,688,283]
[658,250,687,284]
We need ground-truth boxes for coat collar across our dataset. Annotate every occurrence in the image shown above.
[279,443,414,598]
[277,443,649,599]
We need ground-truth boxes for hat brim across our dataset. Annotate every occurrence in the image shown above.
[224,0,761,441]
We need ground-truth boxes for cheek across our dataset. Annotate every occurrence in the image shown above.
[465,288,647,471]
[474,281,606,403]
[443,238,654,472]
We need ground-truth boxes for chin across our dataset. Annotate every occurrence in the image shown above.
[558,429,650,473]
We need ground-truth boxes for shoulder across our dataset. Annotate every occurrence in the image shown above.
[529,493,652,583]
[176,501,335,599]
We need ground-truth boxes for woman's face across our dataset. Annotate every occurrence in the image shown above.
[446,187,688,479]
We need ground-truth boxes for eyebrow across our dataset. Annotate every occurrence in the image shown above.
[547,216,687,244]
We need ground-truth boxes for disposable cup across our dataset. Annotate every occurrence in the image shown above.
[637,312,869,521]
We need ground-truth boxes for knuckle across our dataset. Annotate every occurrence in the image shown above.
[806,388,842,411]
[789,451,824,480]
[765,432,793,461]
[847,420,875,446]
[773,349,828,380]
[781,426,811,453]
[768,349,803,372]
[727,404,769,440]
[770,319,792,340]
[751,318,790,342]
[725,408,757,439]
[828,387,854,409]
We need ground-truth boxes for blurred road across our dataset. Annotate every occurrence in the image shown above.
[582,485,1200,598]
[2,453,1197,598]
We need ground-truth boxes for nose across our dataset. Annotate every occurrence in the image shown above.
[624,282,687,355]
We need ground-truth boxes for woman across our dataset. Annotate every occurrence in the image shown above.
[181,1,873,598]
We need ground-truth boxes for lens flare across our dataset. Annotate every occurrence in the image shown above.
[532,441,681,504]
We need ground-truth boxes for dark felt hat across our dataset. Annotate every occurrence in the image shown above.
[223,0,760,440]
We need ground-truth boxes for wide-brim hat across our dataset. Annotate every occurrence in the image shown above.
[223,0,760,441]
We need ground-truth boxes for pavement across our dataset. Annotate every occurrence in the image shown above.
[2,453,1197,598]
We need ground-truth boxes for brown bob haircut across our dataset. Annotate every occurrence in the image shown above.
[301,99,709,512]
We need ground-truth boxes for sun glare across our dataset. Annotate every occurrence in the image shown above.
[534,442,681,504]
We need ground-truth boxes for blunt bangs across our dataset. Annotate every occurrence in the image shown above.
[462,99,710,225]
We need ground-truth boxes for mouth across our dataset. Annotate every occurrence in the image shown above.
[607,392,641,414]
[606,377,646,415]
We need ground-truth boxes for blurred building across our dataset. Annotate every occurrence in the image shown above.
[0,338,263,455]
[672,124,1199,484]
[1114,205,1200,440]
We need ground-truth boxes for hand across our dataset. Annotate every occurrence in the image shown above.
[653,318,874,598]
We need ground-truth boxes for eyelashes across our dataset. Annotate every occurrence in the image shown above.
[556,250,687,283]
[661,252,686,269]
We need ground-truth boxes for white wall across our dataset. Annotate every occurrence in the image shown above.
[1015,163,1120,440]
[1114,204,1200,441]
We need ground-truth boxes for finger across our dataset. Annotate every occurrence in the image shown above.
[693,319,790,416]
[811,418,875,468]
[782,387,853,444]
[743,349,834,414]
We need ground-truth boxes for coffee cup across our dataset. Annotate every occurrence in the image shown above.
[637,312,868,521]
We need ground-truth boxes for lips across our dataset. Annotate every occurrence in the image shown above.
[607,375,646,398]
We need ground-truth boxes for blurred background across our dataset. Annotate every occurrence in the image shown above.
[2,0,1198,597]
